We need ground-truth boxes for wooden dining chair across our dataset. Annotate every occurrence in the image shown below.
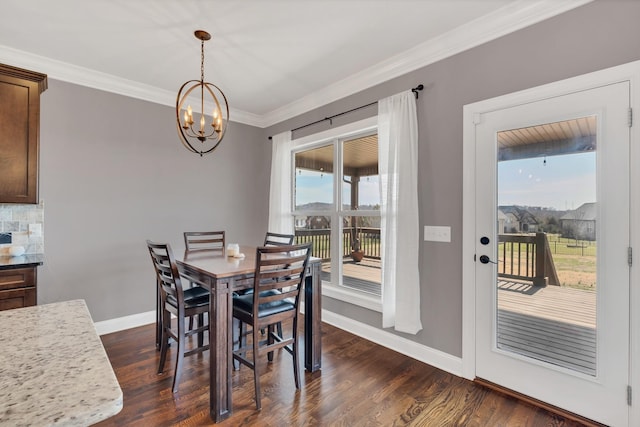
[183,231,225,329]
[264,231,295,246]
[184,230,226,252]
[147,240,210,394]
[232,243,312,410]
[249,231,294,337]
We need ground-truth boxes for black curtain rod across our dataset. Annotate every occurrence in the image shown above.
[268,84,423,140]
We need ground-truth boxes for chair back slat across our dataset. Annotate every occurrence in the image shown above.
[260,254,307,267]
[147,240,185,306]
[264,231,295,246]
[259,288,299,304]
[257,280,291,293]
[184,231,226,252]
[259,266,304,281]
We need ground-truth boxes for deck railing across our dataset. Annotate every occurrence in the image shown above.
[295,229,557,286]
[295,229,331,260]
[498,232,559,286]
[295,227,381,261]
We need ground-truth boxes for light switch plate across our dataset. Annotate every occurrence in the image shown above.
[424,225,451,242]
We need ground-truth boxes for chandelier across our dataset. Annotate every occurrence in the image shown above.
[176,30,229,156]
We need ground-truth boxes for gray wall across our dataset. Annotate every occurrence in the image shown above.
[264,0,640,357]
[38,80,270,321]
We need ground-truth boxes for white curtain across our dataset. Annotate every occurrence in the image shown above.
[378,90,422,334]
[268,131,294,235]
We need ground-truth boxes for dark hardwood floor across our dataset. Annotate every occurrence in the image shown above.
[96,319,589,426]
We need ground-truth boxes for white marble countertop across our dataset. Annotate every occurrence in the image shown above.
[0,300,123,426]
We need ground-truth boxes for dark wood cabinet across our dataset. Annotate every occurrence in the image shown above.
[0,64,47,204]
[0,266,37,310]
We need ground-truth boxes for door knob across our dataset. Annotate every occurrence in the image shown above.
[479,255,497,264]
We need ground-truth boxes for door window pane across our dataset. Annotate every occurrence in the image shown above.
[496,116,597,376]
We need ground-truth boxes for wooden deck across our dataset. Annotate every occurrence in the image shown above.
[497,280,596,376]
[321,257,382,295]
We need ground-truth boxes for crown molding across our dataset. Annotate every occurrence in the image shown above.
[0,44,263,127]
[0,0,591,129]
[261,0,593,127]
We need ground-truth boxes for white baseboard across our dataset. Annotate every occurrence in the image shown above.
[94,310,156,336]
[321,309,463,377]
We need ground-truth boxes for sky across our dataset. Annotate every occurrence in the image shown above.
[498,152,596,210]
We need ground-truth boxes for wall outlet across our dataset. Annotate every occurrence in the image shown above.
[424,225,451,242]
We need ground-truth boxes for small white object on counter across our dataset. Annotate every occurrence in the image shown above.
[8,245,25,257]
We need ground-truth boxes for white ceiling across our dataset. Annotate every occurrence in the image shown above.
[0,0,591,127]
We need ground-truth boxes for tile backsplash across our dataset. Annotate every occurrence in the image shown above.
[0,202,44,254]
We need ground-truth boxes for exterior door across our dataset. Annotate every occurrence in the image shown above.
[474,82,630,426]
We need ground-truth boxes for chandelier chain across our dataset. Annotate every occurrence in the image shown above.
[200,39,205,82]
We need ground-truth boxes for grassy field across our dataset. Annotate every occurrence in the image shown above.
[543,234,596,290]
[546,234,596,257]
[547,234,597,290]
[499,234,596,290]
[552,253,597,290]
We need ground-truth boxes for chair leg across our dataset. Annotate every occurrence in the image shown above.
[156,281,161,350]
[188,281,195,331]
[292,318,300,389]
[157,309,170,374]
[253,326,262,410]
[197,313,205,348]
[267,324,275,362]
[172,311,186,393]
[261,322,281,336]
[232,318,242,370]
[240,322,247,349]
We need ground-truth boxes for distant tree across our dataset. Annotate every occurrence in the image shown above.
[563,224,576,240]
[543,217,562,234]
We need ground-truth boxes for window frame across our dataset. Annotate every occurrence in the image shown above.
[291,117,382,312]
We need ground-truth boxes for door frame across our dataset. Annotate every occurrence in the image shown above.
[462,60,640,425]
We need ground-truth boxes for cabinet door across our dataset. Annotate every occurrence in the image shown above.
[0,64,47,204]
[0,267,37,310]
[0,287,36,310]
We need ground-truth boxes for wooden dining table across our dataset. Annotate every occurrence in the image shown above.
[176,244,322,423]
